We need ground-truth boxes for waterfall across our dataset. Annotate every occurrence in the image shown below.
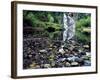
[63,13,68,42]
[63,13,75,42]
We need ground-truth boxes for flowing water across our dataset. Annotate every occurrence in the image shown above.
[63,13,75,42]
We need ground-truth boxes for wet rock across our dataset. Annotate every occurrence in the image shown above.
[84,60,91,66]
[23,34,91,68]
[80,52,86,55]
[67,56,79,62]
[56,62,63,67]
[69,45,75,51]
[57,58,66,62]
[73,47,79,52]
[53,41,62,47]
[75,57,84,66]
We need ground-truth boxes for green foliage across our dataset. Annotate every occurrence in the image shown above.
[23,10,63,40]
[76,16,91,29]
[75,31,90,44]
[23,10,91,43]
[75,15,91,44]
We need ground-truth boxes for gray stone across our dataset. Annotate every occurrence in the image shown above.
[39,49,47,53]
[44,64,51,68]
[58,48,65,54]
[65,62,71,67]
[57,58,66,62]
[81,55,90,60]
[71,62,79,66]
[83,45,89,48]
[86,52,91,57]
[67,56,79,62]
[84,60,91,66]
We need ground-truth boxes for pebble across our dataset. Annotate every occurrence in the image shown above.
[83,45,89,48]
[65,62,71,67]
[39,49,47,53]
[59,48,65,54]
[44,64,51,68]
[23,34,91,69]
[86,52,91,57]
[71,62,79,66]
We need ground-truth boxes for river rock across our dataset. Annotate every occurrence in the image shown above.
[51,62,56,67]
[80,52,86,55]
[67,56,79,62]
[44,64,51,68]
[69,45,75,51]
[57,58,66,62]
[86,52,91,57]
[39,49,47,53]
[35,65,40,69]
[30,62,37,68]
[71,62,79,66]
[84,60,91,66]
[81,55,90,60]
[65,62,71,67]
[59,48,65,54]
[83,45,89,49]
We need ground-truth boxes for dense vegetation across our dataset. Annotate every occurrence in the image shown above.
[23,10,91,44]
[75,14,91,44]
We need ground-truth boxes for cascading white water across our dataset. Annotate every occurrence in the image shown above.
[63,13,68,42]
[63,13,75,42]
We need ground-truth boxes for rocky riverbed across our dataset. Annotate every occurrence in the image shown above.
[23,34,91,69]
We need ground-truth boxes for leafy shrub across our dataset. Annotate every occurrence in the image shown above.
[75,16,91,44]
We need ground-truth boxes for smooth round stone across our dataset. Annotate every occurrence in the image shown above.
[65,62,71,67]
[44,64,51,68]
[48,48,53,50]
[59,48,65,54]
[28,54,32,58]
[71,62,79,66]
[39,49,47,53]
[83,45,89,48]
